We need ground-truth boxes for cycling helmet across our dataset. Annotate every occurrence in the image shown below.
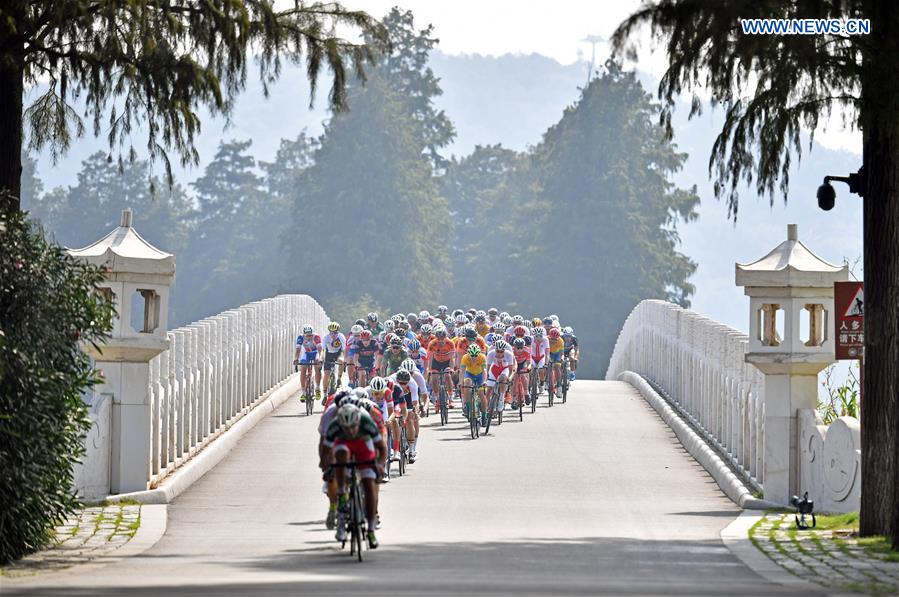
[512,315,524,325]
[407,313,418,322]
[408,339,421,352]
[543,317,554,326]
[445,318,455,329]
[512,337,526,349]
[420,323,432,335]
[401,359,418,372]
[464,326,477,340]
[437,305,448,316]
[550,314,559,322]
[369,377,388,392]
[302,324,314,335]
[350,324,363,335]
[384,319,396,332]
[513,325,527,337]
[396,369,411,383]
[360,329,372,341]
[532,318,542,327]
[502,316,512,326]
[494,339,508,351]
[419,310,430,320]
[455,314,467,325]
[390,336,403,347]
[384,332,397,345]
[353,387,369,400]
[355,319,366,327]
[467,345,481,357]
[524,320,534,330]
[476,309,487,318]
[397,320,410,331]
[548,327,561,339]
[467,308,477,316]
[336,404,362,429]
[488,307,498,316]
[499,311,509,319]
[367,312,379,323]
[484,333,498,346]
[493,323,506,333]
[534,326,545,338]
[328,321,341,332]
[435,327,447,337]
[475,314,486,323]
[453,309,464,318]
[564,326,574,335]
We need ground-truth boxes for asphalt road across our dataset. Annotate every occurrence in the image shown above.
[5,380,815,596]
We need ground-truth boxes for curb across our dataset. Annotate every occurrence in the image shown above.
[619,371,782,510]
[106,374,300,505]
[721,511,827,593]
[111,504,167,559]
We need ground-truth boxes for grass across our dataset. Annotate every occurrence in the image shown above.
[814,512,859,531]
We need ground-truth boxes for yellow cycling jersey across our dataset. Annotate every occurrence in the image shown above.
[475,322,491,337]
[549,337,565,354]
[460,353,487,375]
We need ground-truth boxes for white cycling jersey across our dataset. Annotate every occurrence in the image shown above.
[322,331,347,354]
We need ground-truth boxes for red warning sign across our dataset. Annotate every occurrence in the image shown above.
[835,281,864,360]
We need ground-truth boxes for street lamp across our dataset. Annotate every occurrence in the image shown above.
[817,167,866,210]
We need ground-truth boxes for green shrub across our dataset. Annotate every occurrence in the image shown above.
[0,211,114,564]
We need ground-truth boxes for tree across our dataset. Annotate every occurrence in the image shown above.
[613,0,899,545]
[0,1,387,213]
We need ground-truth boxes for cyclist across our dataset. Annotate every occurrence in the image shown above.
[417,323,434,353]
[436,305,449,320]
[511,337,533,408]
[487,307,500,327]
[344,324,363,388]
[531,325,549,392]
[474,314,491,337]
[548,327,565,392]
[366,312,384,335]
[460,344,488,427]
[486,339,515,412]
[388,369,421,462]
[405,338,427,374]
[368,376,402,467]
[294,324,323,402]
[563,326,579,380]
[454,325,488,368]
[320,322,346,398]
[355,391,388,519]
[353,330,380,388]
[427,327,456,408]
[324,403,386,549]
[400,358,430,418]
[318,389,351,529]
[406,313,420,333]
[382,336,409,376]
[418,310,432,325]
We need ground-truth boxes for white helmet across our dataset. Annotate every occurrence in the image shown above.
[350,324,363,335]
[302,324,314,335]
[401,359,418,373]
[494,339,509,351]
[420,323,432,334]
[369,377,388,392]
[419,310,430,320]
[337,404,362,429]
[384,320,396,331]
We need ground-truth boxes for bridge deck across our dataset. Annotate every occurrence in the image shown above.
[8,381,813,595]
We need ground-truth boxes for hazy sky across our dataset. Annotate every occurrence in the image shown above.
[358,0,862,155]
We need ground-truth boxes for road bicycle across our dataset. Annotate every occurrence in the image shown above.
[432,369,451,426]
[333,460,375,562]
[464,382,482,439]
[484,380,505,435]
[389,411,409,476]
[560,357,570,404]
[545,363,555,407]
[295,361,316,416]
[529,366,539,414]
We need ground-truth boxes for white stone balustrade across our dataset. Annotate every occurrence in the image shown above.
[145,294,328,488]
[606,300,767,490]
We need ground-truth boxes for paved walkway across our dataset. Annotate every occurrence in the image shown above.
[751,512,899,595]
[2,505,141,577]
[4,381,814,595]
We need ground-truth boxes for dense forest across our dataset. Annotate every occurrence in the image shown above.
[22,9,698,378]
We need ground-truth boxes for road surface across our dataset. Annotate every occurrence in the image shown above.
[5,380,814,595]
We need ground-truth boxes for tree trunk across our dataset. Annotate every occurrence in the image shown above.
[0,45,24,214]
[860,1,899,548]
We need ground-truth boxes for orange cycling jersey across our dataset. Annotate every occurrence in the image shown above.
[454,335,488,355]
[418,333,433,350]
[549,337,565,354]
[428,338,456,362]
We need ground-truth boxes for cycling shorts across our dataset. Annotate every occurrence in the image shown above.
[429,359,452,372]
[299,353,318,366]
[516,360,530,373]
[533,355,546,368]
[323,350,341,370]
[356,355,376,370]
[332,438,377,480]
[549,351,563,363]
[464,371,485,387]
[486,364,511,387]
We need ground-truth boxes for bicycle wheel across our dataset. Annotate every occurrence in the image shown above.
[305,376,314,415]
[484,387,498,435]
[439,385,449,426]
[561,360,569,404]
[530,370,537,414]
[546,367,554,407]
[399,427,407,476]
[386,428,394,479]
[468,395,478,439]
[353,482,364,562]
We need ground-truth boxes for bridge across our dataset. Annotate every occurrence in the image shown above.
[5,214,863,595]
